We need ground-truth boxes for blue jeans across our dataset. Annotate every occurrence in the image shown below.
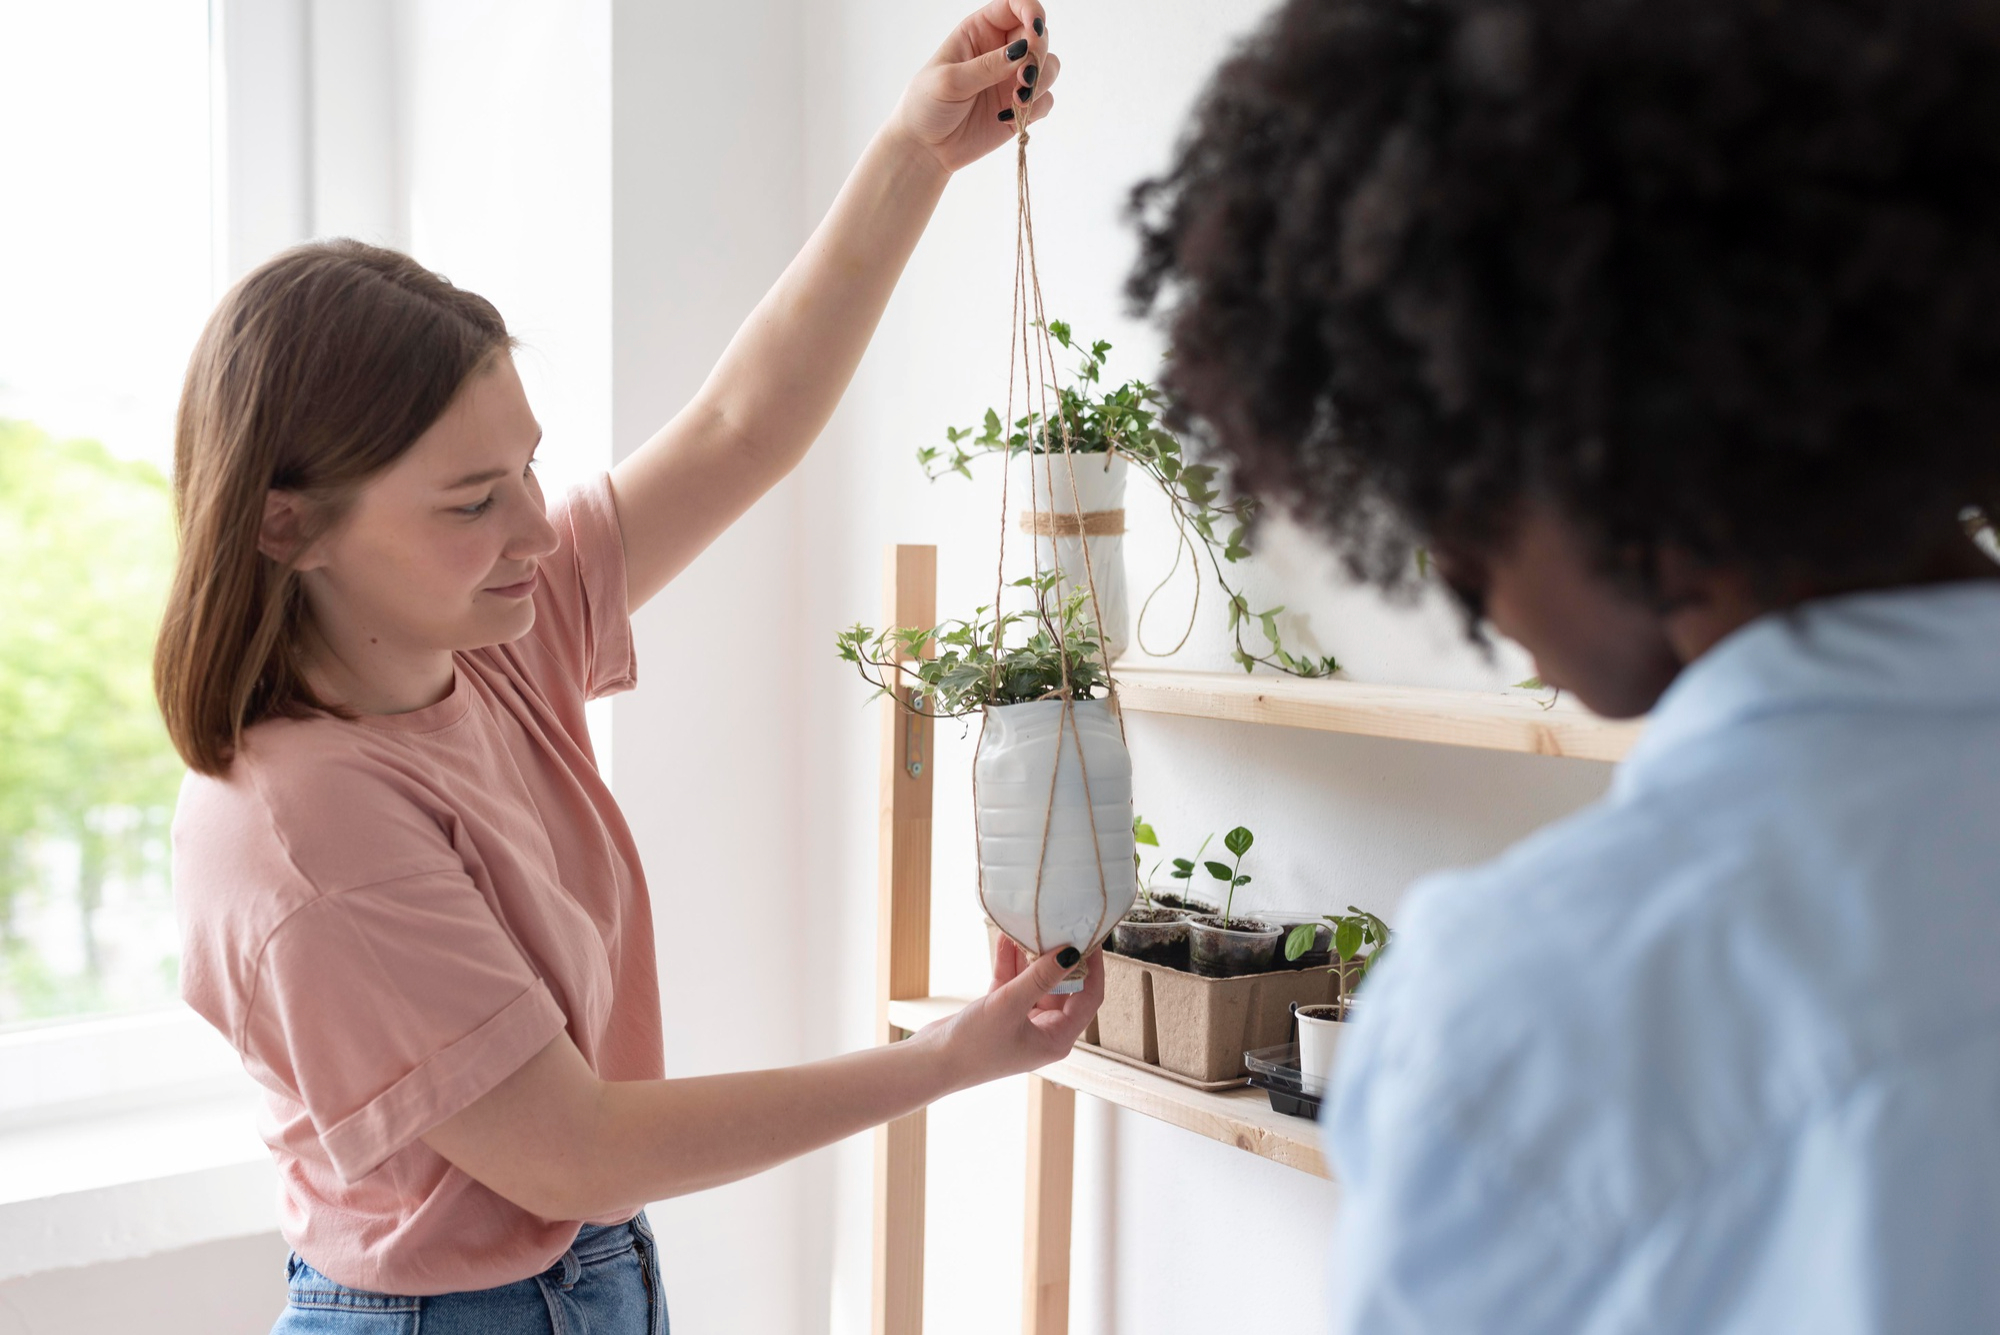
[272,1213,666,1334]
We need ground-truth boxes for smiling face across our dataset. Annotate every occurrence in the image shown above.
[284,355,557,711]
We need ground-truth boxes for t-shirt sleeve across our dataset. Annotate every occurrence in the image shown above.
[526,473,637,700]
[240,873,570,1185]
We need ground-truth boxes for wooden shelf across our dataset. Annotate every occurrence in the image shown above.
[1112,666,1642,763]
[887,996,1329,1180]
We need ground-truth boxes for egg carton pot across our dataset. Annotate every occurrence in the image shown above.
[1095,952,1337,1084]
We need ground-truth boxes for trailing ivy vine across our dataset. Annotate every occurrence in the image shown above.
[916,321,1339,678]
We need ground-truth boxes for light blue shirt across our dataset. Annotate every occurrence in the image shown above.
[1325,580,2000,1333]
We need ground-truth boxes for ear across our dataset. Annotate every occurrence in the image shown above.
[258,491,325,569]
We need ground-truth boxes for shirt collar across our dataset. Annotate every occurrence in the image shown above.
[1617,579,2000,786]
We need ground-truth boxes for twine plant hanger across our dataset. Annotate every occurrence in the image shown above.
[970,107,1127,965]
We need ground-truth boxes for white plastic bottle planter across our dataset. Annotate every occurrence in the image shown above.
[1022,451,1129,662]
[975,696,1136,993]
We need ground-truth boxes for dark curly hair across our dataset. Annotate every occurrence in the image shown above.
[1129,0,2000,605]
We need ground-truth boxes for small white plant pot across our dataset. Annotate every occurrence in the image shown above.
[1294,1001,1351,1092]
[1021,451,1129,662]
[975,697,1137,992]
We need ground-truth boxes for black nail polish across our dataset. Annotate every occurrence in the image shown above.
[1017,85,1032,102]
[1033,16,1044,35]
[998,107,1015,122]
[1024,63,1038,86]
[1007,37,1028,60]
[1057,946,1080,968]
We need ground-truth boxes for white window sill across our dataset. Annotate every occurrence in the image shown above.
[0,1081,278,1281]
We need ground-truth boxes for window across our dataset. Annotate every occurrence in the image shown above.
[0,0,213,1026]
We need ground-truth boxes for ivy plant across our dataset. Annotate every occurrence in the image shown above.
[915,320,1339,679]
[835,570,1107,719]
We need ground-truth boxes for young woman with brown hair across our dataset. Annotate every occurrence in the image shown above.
[155,5,1093,1330]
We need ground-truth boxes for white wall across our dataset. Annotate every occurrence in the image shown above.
[605,3,823,1331]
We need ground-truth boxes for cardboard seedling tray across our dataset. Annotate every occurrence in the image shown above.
[1096,951,1338,1084]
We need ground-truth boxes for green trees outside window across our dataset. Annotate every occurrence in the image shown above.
[0,420,183,1023]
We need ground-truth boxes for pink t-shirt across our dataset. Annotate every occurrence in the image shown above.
[173,476,661,1296]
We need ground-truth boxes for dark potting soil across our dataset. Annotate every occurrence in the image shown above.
[1150,892,1216,915]
[1188,915,1281,977]
[1123,907,1184,924]
[1187,914,1276,934]
[1114,937,1190,968]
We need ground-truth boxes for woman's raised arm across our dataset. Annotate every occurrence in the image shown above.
[609,0,1058,611]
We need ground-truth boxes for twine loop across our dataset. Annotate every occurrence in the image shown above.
[970,106,1126,968]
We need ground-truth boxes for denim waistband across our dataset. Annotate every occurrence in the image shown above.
[568,1212,653,1267]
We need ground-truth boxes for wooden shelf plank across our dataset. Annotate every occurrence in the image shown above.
[887,996,1330,1180]
[886,995,973,1032]
[1112,666,1641,763]
[1041,1048,1329,1180]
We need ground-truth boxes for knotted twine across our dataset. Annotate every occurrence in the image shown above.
[970,108,1128,967]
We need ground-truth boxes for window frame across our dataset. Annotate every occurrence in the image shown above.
[0,0,318,1126]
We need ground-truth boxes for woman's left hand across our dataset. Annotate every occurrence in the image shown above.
[893,0,1060,174]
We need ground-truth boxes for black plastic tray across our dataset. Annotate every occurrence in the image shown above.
[1243,1041,1325,1121]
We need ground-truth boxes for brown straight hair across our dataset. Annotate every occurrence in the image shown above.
[154,240,513,775]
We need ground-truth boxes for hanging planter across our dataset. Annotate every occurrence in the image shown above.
[839,108,1146,995]
[837,571,1135,994]
[975,695,1133,981]
[918,322,1342,679]
[1021,450,1129,662]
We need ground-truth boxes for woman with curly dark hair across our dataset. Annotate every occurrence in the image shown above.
[1132,0,2000,1328]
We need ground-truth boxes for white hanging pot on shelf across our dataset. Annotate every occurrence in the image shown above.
[975,696,1136,992]
[1021,451,1129,663]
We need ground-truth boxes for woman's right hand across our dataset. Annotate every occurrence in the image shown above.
[922,936,1106,1091]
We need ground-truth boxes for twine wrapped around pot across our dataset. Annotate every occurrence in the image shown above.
[970,107,1135,994]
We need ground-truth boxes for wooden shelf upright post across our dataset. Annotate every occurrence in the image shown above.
[1021,1076,1077,1335]
[873,545,936,1335]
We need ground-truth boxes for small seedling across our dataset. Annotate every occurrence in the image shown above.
[1133,815,1161,907]
[1168,832,1214,907]
[1286,905,1392,1014]
[1203,825,1255,928]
